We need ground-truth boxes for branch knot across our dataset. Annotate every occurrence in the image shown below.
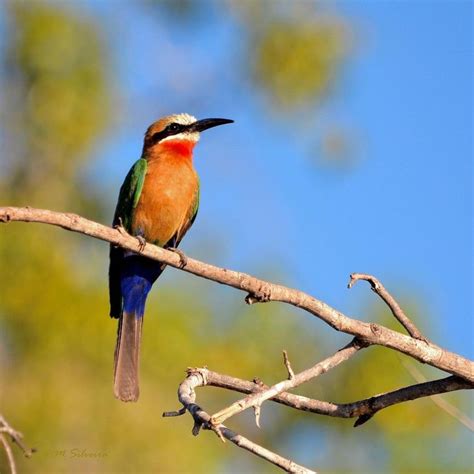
[245,284,272,305]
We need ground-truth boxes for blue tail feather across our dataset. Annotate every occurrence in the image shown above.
[114,255,164,402]
[120,255,163,317]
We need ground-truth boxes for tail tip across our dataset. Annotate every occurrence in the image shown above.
[114,384,139,403]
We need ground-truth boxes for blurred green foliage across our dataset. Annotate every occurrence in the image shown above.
[204,1,350,111]
[0,1,471,473]
[252,19,347,109]
[2,1,109,211]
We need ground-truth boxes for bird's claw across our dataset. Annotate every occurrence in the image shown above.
[114,217,128,236]
[136,235,146,252]
[168,247,188,268]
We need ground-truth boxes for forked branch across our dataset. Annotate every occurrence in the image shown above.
[163,369,316,474]
[163,359,471,472]
[209,338,366,426]
[180,368,472,425]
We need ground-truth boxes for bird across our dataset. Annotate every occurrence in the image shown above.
[109,113,233,402]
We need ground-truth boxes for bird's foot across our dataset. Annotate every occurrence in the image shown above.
[114,217,128,236]
[136,235,146,253]
[168,247,188,268]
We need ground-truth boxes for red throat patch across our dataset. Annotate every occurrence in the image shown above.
[161,139,196,157]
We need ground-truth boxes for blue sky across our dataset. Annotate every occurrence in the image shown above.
[82,1,472,358]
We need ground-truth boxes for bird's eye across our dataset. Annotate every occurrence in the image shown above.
[168,123,180,132]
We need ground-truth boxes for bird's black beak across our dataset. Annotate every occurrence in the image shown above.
[189,118,234,133]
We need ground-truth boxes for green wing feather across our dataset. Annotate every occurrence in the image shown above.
[191,177,200,220]
[109,158,147,318]
[113,158,148,231]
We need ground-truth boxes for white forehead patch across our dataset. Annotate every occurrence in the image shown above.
[169,113,197,125]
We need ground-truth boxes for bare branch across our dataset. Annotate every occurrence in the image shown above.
[0,434,16,474]
[1,206,472,383]
[181,368,472,424]
[170,369,317,474]
[283,350,295,380]
[0,415,35,474]
[162,407,187,417]
[0,415,34,459]
[348,273,426,341]
[210,338,365,426]
[253,404,262,428]
[165,365,471,471]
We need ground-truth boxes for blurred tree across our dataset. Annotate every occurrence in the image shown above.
[1,1,110,213]
[250,18,348,110]
[0,0,112,391]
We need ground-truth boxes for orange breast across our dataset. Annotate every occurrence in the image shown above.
[132,153,198,246]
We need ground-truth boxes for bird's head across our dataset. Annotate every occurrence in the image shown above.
[143,113,233,157]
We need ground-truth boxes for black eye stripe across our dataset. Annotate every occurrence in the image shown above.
[151,123,188,143]
[168,122,182,132]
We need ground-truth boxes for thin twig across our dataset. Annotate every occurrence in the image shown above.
[0,415,34,458]
[348,273,426,341]
[1,207,472,382]
[253,404,262,428]
[162,407,187,417]
[0,415,35,474]
[0,433,16,474]
[210,338,366,426]
[283,350,295,380]
[171,369,317,474]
